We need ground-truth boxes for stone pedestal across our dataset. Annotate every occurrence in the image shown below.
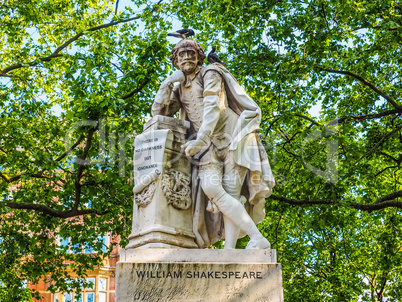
[127,115,197,249]
[118,115,284,301]
[116,248,284,302]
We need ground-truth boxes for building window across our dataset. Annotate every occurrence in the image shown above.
[57,234,109,254]
[85,293,94,302]
[98,278,107,302]
[75,293,83,302]
[54,276,108,302]
[60,237,69,250]
[85,277,95,302]
[64,293,72,302]
[84,235,108,254]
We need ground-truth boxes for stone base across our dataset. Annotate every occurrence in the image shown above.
[126,223,198,249]
[116,249,284,302]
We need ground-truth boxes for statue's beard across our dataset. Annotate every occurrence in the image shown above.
[179,61,197,74]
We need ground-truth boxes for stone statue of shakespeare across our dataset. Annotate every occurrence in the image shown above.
[152,39,275,249]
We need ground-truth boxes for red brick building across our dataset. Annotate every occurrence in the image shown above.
[29,237,120,302]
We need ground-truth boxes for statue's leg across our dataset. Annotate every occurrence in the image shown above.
[222,216,240,249]
[221,156,247,249]
[199,168,270,249]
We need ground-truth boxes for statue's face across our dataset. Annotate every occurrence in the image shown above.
[176,46,198,75]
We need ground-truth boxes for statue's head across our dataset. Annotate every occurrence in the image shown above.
[170,39,206,75]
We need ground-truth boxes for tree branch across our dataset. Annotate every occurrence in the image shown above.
[377,271,390,301]
[1,0,166,77]
[270,194,333,206]
[294,113,320,126]
[270,191,402,211]
[0,171,49,184]
[315,66,402,110]
[360,125,402,160]
[320,0,330,29]
[375,190,402,204]
[110,62,125,75]
[73,125,98,212]
[328,109,399,125]
[272,215,283,246]
[115,0,120,15]
[121,79,151,100]
[56,133,85,162]
[3,202,110,218]
[375,165,397,177]
[351,200,402,211]
[0,171,21,183]
[289,130,302,142]
[0,15,145,76]
[281,146,301,158]
[352,25,399,32]
[263,116,281,139]
[379,152,402,164]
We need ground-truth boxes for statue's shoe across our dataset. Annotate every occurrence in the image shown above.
[246,237,271,249]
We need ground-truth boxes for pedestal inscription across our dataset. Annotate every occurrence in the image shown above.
[116,249,284,302]
[133,129,171,207]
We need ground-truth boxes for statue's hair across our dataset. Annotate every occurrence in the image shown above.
[170,39,206,68]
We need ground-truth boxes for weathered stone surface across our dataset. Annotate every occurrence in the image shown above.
[120,248,277,263]
[143,114,190,140]
[128,116,197,249]
[116,249,284,302]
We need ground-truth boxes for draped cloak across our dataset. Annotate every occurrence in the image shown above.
[187,64,276,248]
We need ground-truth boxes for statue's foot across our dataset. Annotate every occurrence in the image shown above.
[246,237,271,249]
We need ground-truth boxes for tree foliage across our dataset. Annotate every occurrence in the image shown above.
[0,0,171,299]
[1,0,402,301]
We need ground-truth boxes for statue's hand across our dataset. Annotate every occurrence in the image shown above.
[182,135,209,157]
[167,70,185,84]
[154,70,186,106]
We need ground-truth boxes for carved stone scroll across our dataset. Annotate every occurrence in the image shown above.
[134,181,157,208]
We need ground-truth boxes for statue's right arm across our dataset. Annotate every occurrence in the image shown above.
[152,81,173,116]
[152,70,185,117]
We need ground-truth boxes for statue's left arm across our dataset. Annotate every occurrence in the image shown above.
[183,70,222,156]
